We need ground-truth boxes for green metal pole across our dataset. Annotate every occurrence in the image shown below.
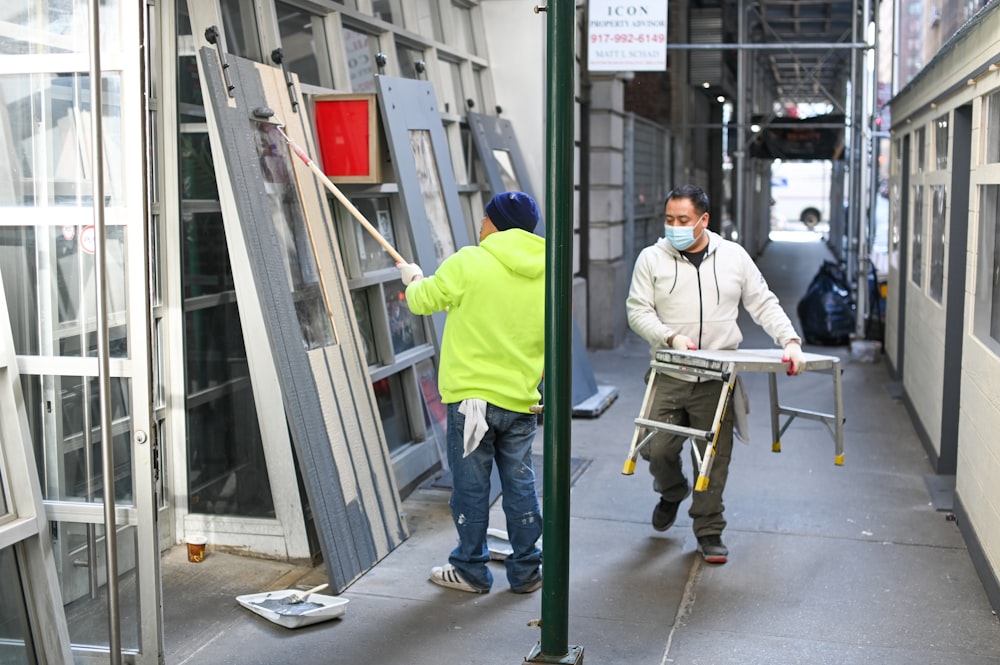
[535,0,579,662]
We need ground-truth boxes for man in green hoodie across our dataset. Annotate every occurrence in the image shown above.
[398,191,545,594]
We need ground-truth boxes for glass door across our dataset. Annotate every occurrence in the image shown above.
[0,2,162,662]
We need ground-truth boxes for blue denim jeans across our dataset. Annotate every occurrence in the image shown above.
[446,402,543,592]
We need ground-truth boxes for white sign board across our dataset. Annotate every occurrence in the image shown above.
[588,1,668,72]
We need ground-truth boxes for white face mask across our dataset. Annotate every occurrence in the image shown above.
[663,219,704,250]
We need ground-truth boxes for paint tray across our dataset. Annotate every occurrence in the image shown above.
[235,589,349,629]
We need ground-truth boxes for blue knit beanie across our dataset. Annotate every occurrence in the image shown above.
[485,191,540,233]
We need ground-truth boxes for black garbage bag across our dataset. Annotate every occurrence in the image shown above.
[864,260,886,343]
[797,261,855,346]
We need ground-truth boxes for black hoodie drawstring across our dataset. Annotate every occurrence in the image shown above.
[712,251,721,305]
[667,256,679,294]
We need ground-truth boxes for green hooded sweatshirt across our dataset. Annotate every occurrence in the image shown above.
[404,228,545,413]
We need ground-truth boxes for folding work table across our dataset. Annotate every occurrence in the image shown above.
[622,348,844,491]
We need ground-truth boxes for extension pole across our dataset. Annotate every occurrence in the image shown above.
[527,1,582,663]
[278,126,407,265]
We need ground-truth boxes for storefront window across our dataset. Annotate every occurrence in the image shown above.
[371,0,396,23]
[452,1,478,56]
[934,114,949,170]
[0,547,34,663]
[186,385,274,517]
[0,465,8,519]
[461,123,481,184]
[352,290,379,366]
[342,25,377,93]
[911,185,923,286]
[988,92,1000,163]
[984,186,1000,342]
[349,198,398,273]
[177,55,205,123]
[384,280,425,354]
[180,133,218,200]
[0,73,124,207]
[416,358,446,444]
[184,302,246,393]
[914,127,925,173]
[182,211,232,297]
[493,149,521,191]
[220,0,261,61]
[929,185,946,303]
[890,180,901,268]
[372,374,412,453]
[0,226,127,358]
[15,374,133,503]
[176,8,272,520]
[409,129,455,263]
[472,66,487,112]
[396,41,426,80]
[0,0,120,55]
[275,2,333,88]
[437,58,463,115]
[412,0,443,40]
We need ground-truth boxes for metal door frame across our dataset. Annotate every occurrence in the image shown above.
[0,275,74,665]
[466,111,540,216]
[375,75,471,345]
[938,104,972,475]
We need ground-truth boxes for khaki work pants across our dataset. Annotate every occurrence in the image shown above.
[640,371,734,537]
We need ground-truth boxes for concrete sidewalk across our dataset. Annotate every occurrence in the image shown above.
[163,234,1000,664]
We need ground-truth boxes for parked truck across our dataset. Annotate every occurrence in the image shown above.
[770,160,832,230]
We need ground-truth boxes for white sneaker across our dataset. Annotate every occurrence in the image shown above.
[511,574,542,594]
[429,564,489,593]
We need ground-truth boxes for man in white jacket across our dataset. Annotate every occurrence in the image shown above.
[626,184,806,563]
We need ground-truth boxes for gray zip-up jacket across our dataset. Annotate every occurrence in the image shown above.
[626,230,800,375]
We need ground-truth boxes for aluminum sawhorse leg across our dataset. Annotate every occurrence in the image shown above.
[622,360,738,492]
[767,356,844,465]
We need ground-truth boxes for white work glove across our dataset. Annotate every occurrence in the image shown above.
[397,262,423,285]
[669,334,697,350]
[783,341,805,376]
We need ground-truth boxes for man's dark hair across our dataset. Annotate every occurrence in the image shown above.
[665,185,710,216]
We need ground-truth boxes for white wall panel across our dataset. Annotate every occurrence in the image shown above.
[901,283,945,453]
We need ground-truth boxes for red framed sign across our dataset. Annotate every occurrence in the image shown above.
[311,93,382,183]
